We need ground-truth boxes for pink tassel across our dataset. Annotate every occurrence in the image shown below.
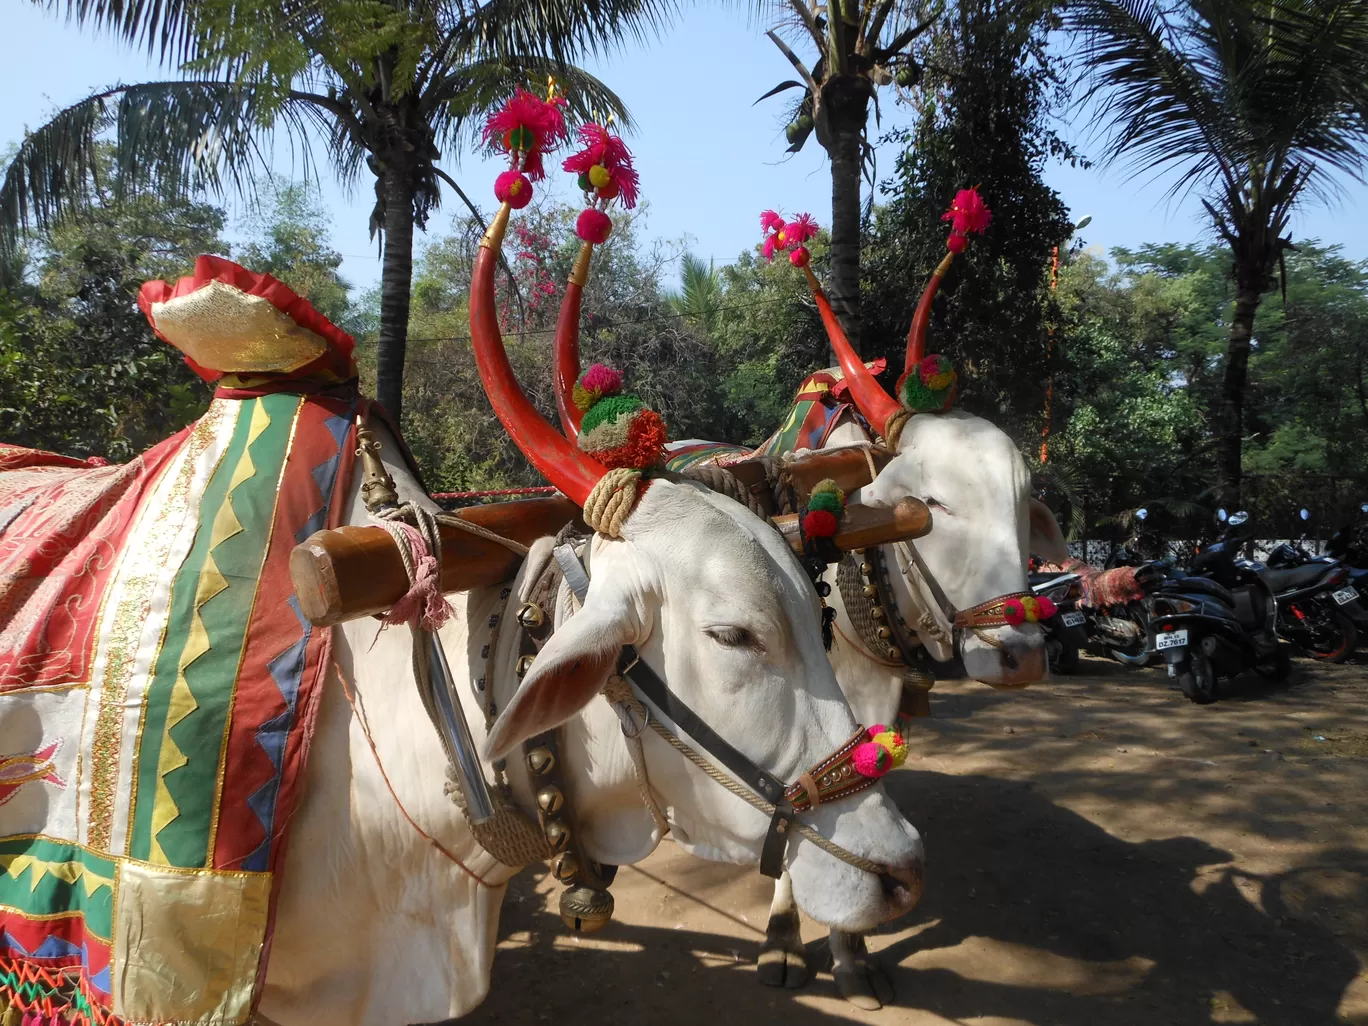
[381,521,453,631]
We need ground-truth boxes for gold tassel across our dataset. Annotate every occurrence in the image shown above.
[3,1000,23,1026]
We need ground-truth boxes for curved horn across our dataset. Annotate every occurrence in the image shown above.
[904,251,954,379]
[553,242,594,439]
[801,266,902,440]
[471,204,606,506]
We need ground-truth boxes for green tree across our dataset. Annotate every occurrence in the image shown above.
[0,155,225,460]
[864,0,1073,437]
[1068,0,1368,506]
[234,178,354,329]
[755,0,935,353]
[666,253,725,332]
[2,0,671,424]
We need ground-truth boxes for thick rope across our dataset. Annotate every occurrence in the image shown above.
[642,717,887,876]
[582,467,642,537]
[376,518,451,631]
[883,408,913,451]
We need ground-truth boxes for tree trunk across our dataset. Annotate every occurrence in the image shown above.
[376,168,416,425]
[825,88,867,358]
[1218,285,1263,509]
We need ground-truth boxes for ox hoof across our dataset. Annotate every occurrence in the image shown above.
[831,934,894,1010]
[757,911,809,989]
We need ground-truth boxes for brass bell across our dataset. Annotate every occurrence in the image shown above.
[515,654,536,677]
[553,853,580,882]
[886,646,902,661]
[559,885,614,933]
[517,602,545,628]
[877,626,892,640]
[860,562,874,576]
[871,607,886,622]
[863,584,878,598]
[536,785,564,815]
[545,820,571,852]
[527,747,555,775]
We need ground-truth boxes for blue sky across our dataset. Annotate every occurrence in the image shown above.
[6,1,1368,294]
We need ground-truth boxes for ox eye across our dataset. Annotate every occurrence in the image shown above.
[924,496,947,510]
[706,626,761,650]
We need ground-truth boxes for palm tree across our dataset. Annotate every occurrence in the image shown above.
[756,0,934,354]
[1068,0,1368,506]
[1,0,671,424]
[666,252,725,330]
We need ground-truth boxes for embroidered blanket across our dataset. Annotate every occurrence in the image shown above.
[663,360,881,472]
[0,392,357,1026]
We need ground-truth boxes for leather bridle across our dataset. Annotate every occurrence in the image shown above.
[551,543,896,882]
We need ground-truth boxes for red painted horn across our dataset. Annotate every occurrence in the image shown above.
[904,251,955,381]
[553,242,594,439]
[801,266,903,440]
[471,204,606,506]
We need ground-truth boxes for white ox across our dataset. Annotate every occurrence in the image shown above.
[550,256,1068,1009]
[259,217,928,1025]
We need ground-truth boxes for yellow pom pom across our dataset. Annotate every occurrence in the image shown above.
[572,381,596,412]
[872,730,908,768]
[588,164,611,188]
[811,478,846,503]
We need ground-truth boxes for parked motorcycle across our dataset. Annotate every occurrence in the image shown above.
[1148,510,1289,704]
[1030,567,1086,673]
[1243,508,1361,661]
[1080,508,1166,667]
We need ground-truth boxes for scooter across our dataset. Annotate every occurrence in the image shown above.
[1030,567,1086,673]
[1148,510,1288,704]
[1246,508,1361,661]
[1080,508,1167,667]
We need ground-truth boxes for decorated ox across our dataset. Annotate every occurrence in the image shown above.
[0,102,934,1026]
[553,191,1068,1007]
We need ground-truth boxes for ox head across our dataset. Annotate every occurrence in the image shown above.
[470,200,923,932]
[808,246,1067,687]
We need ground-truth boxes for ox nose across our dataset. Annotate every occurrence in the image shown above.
[881,862,924,913]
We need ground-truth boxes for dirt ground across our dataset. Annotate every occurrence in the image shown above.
[462,655,1368,1026]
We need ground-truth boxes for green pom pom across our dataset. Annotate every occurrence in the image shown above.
[901,376,952,412]
[578,172,591,191]
[580,394,644,435]
[807,491,844,515]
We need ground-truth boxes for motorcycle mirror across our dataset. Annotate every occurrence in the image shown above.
[1135,508,1149,521]
[1230,511,1249,526]
[1361,503,1368,514]
[1217,508,1228,523]
[1299,508,1310,521]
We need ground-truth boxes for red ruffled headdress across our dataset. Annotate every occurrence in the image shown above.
[137,255,357,387]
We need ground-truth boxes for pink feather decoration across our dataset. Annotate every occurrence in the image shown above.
[760,209,786,233]
[563,124,640,209]
[785,212,820,244]
[482,89,568,180]
[762,234,782,262]
[941,187,992,236]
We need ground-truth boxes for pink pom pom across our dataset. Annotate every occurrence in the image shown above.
[947,232,969,254]
[1036,596,1058,619]
[852,741,891,778]
[942,186,992,235]
[867,724,891,737]
[760,209,786,233]
[789,246,810,267]
[576,208,613,244]
[581,363,622,396]
[494,170,533,209]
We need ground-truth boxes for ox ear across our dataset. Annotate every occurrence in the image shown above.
[1028,498,1069,564]
[485,587,636,760]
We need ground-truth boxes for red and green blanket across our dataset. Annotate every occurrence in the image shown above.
[0,257,361,1026]
[663,359,880,472]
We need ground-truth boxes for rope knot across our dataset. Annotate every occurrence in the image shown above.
[583,467,643,537]
[378,518,453,631]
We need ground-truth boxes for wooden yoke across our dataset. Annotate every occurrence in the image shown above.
[291,497,582,626]
[723,445,895,516]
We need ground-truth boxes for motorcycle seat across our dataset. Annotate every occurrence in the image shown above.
[1161,573,1236,605]
[1259,563,1336,592]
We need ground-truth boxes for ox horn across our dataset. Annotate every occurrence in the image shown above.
[903,251,954,387]
[553,242,593,439]
[800,265,903,443]
[472,204,607,506]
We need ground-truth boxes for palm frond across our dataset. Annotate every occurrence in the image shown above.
[448,0,676,71]
[41,0,202,64]
[0,80,322,257]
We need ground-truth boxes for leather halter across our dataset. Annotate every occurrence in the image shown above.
[953,592,1036,629]
[894,535,1031,659]
[551,544,889,880]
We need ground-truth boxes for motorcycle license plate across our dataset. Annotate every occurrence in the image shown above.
[1061,611,1086,628]
[1155,629,1189,651]
[1332,587,1358,606]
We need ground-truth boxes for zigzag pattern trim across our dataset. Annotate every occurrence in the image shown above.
[0,856,113,898]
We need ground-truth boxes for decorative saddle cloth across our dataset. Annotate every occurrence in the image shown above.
[663,359,881,472]
[0,257,361,1026]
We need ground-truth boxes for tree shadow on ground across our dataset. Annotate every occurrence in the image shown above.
[456,769,1363,1026]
